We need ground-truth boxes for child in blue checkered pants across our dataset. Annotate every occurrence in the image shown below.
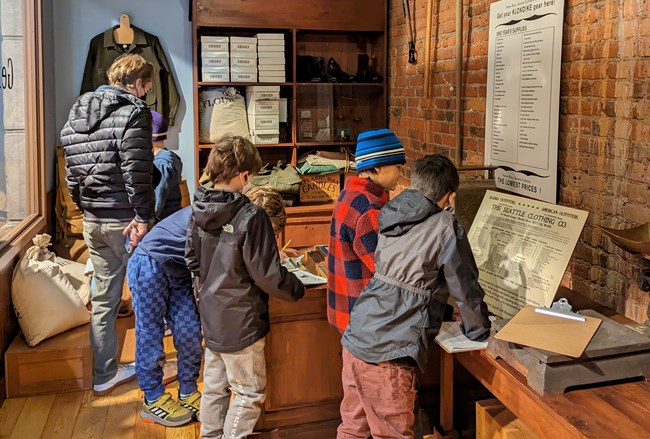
[127,206,203,427]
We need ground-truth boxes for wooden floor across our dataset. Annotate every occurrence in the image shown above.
[1,333,205,439]
[0,377,205,439]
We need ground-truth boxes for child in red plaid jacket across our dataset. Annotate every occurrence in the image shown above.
[327,129,406,334]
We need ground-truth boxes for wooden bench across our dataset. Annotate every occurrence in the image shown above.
[4,316,136,398]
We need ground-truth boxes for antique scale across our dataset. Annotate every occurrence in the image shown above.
[487,222,650,395]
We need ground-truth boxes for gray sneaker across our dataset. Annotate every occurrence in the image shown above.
[93,363,136,396]
[141,393,194,427]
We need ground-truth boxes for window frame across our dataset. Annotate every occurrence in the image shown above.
[0,0,46,260]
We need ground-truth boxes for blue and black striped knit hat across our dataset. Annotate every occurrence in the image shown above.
[355,128,406,172]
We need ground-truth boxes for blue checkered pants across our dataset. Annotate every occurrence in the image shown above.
[127,252,203,401]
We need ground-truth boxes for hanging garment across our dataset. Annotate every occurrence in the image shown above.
[81,25,180,125]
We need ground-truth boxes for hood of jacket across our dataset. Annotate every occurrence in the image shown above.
[154,149,183,176]
[68,85,145,134]
[192,186,249,231]
[379,189,442,237]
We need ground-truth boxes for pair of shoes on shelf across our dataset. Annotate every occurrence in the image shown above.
[142,392,196,427]
[93,362,136,396]
[356,53,383,83]
[297,55,333,82]
[297,55,355,82]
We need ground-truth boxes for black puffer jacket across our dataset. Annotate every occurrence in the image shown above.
[185,187,305,353]
[60,85,154,223]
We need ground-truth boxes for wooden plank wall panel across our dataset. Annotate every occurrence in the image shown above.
[195,0,385,31]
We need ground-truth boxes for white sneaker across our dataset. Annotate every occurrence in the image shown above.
[93,362,137,396]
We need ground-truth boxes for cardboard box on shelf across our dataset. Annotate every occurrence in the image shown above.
[247,99,280,114]
[246,85,281,101]
[248,114,280,131]
[201,53,229,67]
[258,44,284,52]
[258,39,284,46]
[259,75,286,83]
[255,33,284,40]
[231,72,257,82]
[202,66,229,82]
[253,129,280,144]
[258,55,285,66]
[259,64,285,71]
[230,66,257,82]
[230,57,257,68]
[201,36,229,52]
[230,36,257,53]
[258,51,284,58]
[299,173,342,204]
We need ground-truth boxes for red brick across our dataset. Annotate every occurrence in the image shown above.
[389,0,648,311]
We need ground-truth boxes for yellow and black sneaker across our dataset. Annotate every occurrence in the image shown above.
[179,390,201,418]
[141,393,193,427]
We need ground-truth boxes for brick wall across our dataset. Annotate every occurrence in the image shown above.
[388,0,650,322]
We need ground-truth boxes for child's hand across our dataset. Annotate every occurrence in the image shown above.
[280,248,300,262]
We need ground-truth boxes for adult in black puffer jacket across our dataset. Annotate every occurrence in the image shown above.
[60,54,155,396]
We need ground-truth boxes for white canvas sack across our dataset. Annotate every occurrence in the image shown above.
[200,86,250,143]
[12,234,90,346]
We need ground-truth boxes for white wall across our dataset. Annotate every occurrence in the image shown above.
[51,0,195,186]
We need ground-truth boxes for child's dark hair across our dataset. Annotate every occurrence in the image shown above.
[204,135,262,184]
[410,154,459,202]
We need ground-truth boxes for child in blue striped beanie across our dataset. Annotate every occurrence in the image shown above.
[327,128,406,335]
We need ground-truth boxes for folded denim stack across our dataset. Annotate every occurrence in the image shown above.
[256,33,285,83]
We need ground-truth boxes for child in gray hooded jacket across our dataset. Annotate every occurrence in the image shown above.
[338,154,491,439]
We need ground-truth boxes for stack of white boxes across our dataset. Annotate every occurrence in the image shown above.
[201,36,229,82]
[246,86,281,144]
[230,37,257,82]
[256,33,285,83]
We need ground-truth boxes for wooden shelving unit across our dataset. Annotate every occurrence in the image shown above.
[191,5,387,199]
[190,1,387,436]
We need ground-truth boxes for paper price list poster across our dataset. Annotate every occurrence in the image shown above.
[485,0,564,203]
[468,190,588,319]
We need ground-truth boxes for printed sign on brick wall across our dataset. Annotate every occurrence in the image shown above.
[484,0,565,203]
[468,190,588,319]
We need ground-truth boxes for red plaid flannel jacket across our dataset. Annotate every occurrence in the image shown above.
[327,176,388,334]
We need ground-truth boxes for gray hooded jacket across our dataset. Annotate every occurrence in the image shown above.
[342,189,490,371]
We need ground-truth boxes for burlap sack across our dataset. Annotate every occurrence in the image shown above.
[12,234,90,346]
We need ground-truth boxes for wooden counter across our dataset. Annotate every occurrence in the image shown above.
[434,287,650,439]
[255,249,342,437]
